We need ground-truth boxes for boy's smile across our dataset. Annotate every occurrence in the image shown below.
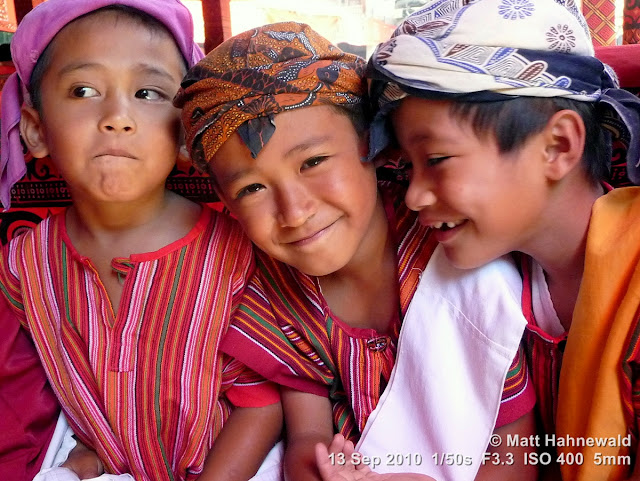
[21,10,186,205]
[210,105,383,277]
[393,97,551,269]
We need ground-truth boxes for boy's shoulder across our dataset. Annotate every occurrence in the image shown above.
[4,210,64,250]
[199,203,250,241]
[587,187,640,262]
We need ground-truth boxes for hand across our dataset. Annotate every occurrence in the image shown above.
[61,440,104,480]
[315,434,373,481]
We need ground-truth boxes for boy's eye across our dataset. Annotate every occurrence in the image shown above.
[71,86,99,98]
[135,89,163,101]
[427,156,450,167]
[301,156,328,170]
[236,183,264,199]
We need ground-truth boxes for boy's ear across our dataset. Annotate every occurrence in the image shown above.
[19,105,49,158]
[542,109,585,181]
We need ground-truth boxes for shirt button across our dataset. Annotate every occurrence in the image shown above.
[367,337,388,352]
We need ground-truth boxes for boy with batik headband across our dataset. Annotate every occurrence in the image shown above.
[0,0,283,480]
[176,22,538,481]
[367,0,640,479]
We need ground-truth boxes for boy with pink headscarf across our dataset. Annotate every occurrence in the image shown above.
[0,1,282,479]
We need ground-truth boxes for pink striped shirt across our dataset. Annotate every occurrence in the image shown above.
[0,206,277,480]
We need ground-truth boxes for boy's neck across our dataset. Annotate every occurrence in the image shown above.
[66,189,200,254]
[325,194,391,284]
[524,179,605,330]
[318,195,398,332]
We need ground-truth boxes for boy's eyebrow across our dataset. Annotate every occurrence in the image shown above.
[404,131,457,145]
[283,135,333,158]
[218,167,253,186]
[58,62,178,82]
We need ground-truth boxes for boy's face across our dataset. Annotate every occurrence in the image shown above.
[393,97,550,269]
[210,105,379,277]
[22,11,185,204]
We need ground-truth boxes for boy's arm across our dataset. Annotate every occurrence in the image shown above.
[198,402,283,481]
[474,410,538,481]
[283,387,335,481]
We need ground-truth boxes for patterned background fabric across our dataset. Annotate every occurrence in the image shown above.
[583,0,617,45]
[624,0,640,44]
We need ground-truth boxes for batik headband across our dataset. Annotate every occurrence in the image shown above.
[367,0,640,184]
[0,0,204,210]
[174,22,366,172]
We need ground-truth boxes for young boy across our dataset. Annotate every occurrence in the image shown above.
[0,1,282,479]
[175,22,538,481]
[366,0,640,480]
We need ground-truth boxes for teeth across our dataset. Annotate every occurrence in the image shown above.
[431,220,464,230]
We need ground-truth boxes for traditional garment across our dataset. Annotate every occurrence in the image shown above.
[356,245,533,481]
[514,189,640,481]
[366,0,640,184]
[0,206,279,481]
[221,182,534,441]
[0,0,204,210]
[519,255,567,439]
[518,254,568,481]
[555,187,640,481]
[174,21,366,171]
[0,293,58,481]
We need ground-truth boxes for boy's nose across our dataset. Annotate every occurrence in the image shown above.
[98,95,136,133]
[405,174,437,212]
[275,183,315,228]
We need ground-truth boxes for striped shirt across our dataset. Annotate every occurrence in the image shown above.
[519,254,566,438]
[0,206,277,481]
[222,182,533,441]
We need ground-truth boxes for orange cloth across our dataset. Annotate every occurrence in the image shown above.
[557,187,640,481]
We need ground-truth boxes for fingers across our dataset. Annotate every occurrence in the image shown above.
[315,441,334,478]
[328,433,347,454]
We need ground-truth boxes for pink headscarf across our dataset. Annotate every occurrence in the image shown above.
[0,0,204,210]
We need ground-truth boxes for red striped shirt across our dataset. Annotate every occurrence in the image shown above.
[0,206,277,480]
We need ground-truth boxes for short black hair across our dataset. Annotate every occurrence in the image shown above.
[446,97,609,185]
[328,102,369,140]
[29,5,185,112]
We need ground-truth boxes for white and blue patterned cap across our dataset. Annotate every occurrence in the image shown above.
[367,0,640,184]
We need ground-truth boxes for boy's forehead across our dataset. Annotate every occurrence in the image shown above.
[392,97,494,151]
[210,106,356,179]
[10,0,201,88]
[393,99,455,135]
[43,12,183,77]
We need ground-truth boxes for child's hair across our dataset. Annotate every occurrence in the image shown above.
[328,103,369,141]
[29,5,187,113]
[365,0,640,186]
[0,0,203,211]
[174,22,367,174]
[447,97,608,184]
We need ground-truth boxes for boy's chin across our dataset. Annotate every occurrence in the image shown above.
[441,246,499,271]
[290,260,346,278]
